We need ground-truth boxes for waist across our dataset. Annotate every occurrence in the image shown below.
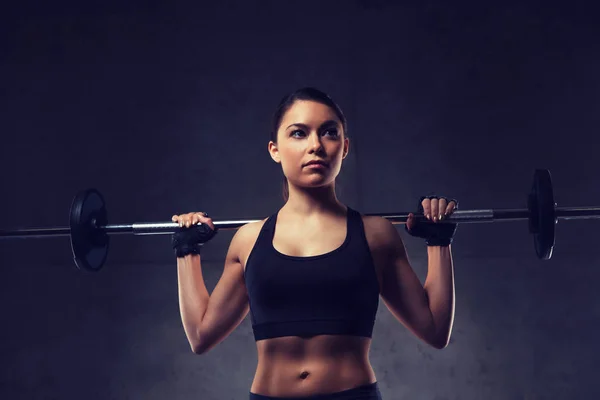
[251,348,377,398]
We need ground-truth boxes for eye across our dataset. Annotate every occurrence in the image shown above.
[323,128,339,137]
[291,129,306,138]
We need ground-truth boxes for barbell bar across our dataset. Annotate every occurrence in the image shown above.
[1,169,599,271]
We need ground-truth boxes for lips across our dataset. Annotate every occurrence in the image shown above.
[304,160,328,167]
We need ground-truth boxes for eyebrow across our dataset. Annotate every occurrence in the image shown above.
[286,120,340,130]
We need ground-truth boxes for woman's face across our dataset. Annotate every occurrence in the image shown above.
[268,100,349,189]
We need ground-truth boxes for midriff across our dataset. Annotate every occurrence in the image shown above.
[250,334,377,397]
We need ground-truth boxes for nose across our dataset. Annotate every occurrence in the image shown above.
[308,132,324,153]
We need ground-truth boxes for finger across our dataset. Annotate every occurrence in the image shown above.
[206,218,216,231]
[430,198,439,222]
[193,213,205,225]
[172,215,178,222]
[446,201,457,215]
[406,213,414,231]
[438,198,447,220]
[421,198,431,220]
[196,213,216,231]
[187,213,199,227]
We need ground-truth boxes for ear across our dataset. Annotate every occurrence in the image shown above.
[342,137,350,160]
[268,141,281,164]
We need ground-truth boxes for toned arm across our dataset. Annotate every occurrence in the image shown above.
[364,216,454,349]
[179,222,259,354]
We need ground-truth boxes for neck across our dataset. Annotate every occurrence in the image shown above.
[283,182,345,216]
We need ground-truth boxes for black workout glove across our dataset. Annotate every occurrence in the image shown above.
[405,196,458,247]
[172,223,218,258]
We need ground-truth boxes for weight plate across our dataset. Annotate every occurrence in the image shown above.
[528,169,556,260]
[69,189,109,271]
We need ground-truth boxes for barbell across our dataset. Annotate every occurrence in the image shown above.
[1,169,599,272]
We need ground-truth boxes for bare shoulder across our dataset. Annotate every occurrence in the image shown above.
[232,218,267,243]
[360,214,407,291]
[232,218,269,267]
[361,214,400,251]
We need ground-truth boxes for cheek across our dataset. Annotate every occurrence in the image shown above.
[277,147,300,174]
[279,142,303,161]
[328,142,345,159]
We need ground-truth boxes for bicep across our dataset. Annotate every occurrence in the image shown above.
[371,219,435,342]
[197,228,251,354]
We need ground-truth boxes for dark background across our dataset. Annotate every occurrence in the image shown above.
[1,1,599,399]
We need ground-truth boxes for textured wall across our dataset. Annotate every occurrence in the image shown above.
[2,1,599,399]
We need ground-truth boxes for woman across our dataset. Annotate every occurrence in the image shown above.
[172,88,457,399]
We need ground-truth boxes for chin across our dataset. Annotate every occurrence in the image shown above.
[296,177,336,189]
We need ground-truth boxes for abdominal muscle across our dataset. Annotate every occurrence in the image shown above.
[250,334,377,397]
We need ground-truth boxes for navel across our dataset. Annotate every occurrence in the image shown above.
[299,371,310,379]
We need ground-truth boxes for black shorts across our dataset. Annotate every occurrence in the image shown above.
[249,382,383,400]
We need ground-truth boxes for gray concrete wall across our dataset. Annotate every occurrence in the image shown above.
[2,1,599,399]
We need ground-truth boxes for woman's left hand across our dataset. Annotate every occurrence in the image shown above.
[406,196,459,246]
[407,196,458,229]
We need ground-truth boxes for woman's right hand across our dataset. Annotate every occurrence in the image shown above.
[172,212,216,231]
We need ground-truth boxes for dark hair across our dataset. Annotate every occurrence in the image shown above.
[270,87,348,201]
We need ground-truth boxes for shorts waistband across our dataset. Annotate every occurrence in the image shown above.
[249,382,382,400]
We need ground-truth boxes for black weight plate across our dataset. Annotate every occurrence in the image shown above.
[69,189,109,271]
[528,169,556,260]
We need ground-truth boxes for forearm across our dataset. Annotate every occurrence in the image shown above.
[177,254,210,347]
[423,245,455,347]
